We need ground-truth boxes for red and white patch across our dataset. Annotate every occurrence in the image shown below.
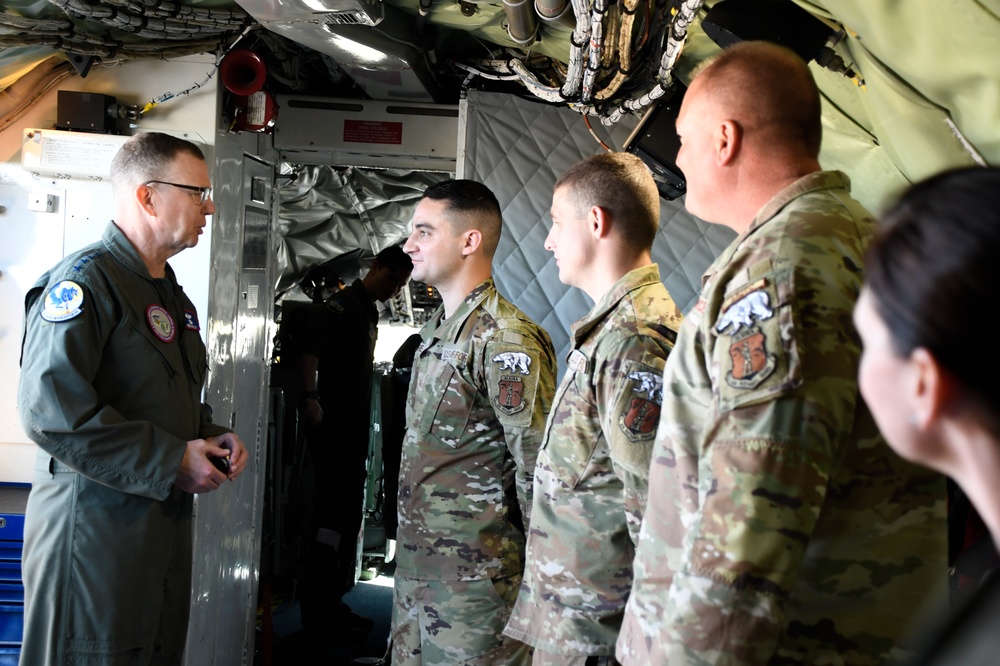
[619,397,661,441]
[495,376,526,415]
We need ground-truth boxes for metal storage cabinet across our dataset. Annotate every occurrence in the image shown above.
[0,484,28,666]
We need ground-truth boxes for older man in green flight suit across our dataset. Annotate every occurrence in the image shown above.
[18,132,247,666]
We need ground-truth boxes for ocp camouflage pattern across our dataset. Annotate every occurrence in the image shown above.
[396,278,557,581]
[617,172,948,665]
[506,265,683,655]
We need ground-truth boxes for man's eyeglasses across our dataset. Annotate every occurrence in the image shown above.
[144,180,213,204]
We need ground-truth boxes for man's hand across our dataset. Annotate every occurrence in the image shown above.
[210,431,248,480]
[301,396,324,427]
[177,433,248,494]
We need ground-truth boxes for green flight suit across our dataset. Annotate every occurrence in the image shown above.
[18,222,229,666]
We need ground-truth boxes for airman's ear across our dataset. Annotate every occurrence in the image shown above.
[911,347,955,430]
[136,182,156,216]
[717,119,742,166]
[462,229,482,256]
[590,206,611,240]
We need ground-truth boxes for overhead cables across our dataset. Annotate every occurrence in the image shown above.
[598,0,701,125]
[0,1,252,65]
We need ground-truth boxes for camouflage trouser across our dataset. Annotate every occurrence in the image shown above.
[532,650,621,666]
[390,574,532,665]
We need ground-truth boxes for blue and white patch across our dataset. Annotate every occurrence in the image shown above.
[184,310,200,331]
[146,304,176,343]
[41,280,84,322]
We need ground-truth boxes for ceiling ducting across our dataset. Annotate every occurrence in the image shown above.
[236,0,438,101]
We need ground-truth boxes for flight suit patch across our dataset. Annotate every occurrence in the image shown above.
[618,370,663,442]
[147,304,176,343]
[41,280,84,322]
[184,310,200,331]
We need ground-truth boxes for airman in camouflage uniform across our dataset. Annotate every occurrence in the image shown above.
[504,153,684,665]
[617,43,947,665]
[393,180,557,665]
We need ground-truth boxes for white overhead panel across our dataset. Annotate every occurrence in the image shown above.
[273,96,458,171]
[236,0,436,101]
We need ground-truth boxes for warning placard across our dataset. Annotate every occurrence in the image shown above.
[343,119,403,145]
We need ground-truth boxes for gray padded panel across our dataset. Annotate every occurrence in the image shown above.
[462,90,735,374]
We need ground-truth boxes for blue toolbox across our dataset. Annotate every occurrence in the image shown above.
[0,484,28,666]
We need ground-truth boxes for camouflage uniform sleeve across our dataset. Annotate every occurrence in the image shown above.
[658,257,865,663]
[483,327,557,528]
[594,337,667,542]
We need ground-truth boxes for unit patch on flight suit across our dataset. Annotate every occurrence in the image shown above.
[618,370,663,442]
[184,310,200,331]
[492,351,532,416]
[40,280,84,322]
[146,304,176,343]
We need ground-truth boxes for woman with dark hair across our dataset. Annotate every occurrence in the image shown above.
[854,166,1000,664]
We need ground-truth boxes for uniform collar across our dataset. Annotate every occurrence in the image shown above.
[571,264,662,344]
[102,221,174,282]
[424,277,494,344]
[746,170,852,237]
[705,170,852,285]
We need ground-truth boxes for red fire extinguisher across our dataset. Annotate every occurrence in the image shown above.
[220,49,277,133]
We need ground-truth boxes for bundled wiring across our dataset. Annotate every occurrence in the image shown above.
[508,58,564,102]
[453,61,520,81]
[0,0,250,61]
[46,0,248,40]
[599,0,702,125]
[0,33,228,60]
[580,0,609,103]
[561,0,592,99]
[594,0,641,101]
